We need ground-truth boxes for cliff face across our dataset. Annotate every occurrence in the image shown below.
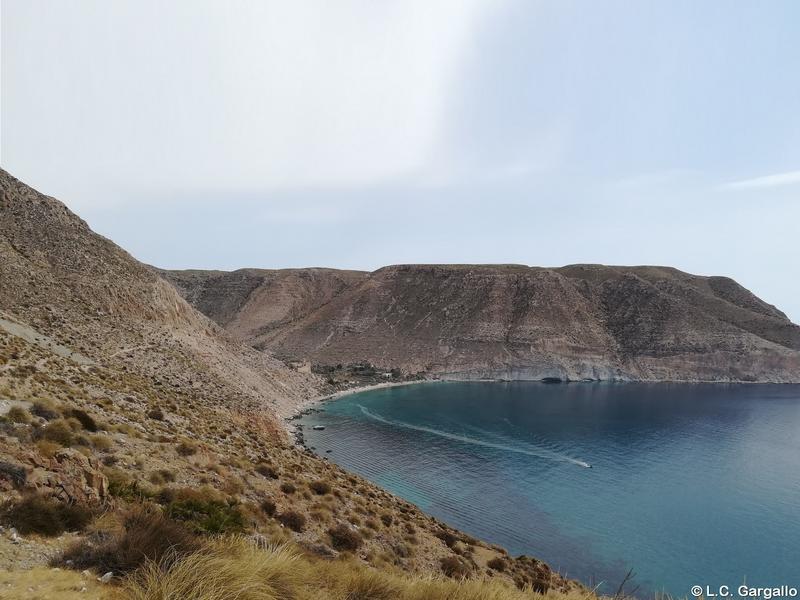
[163,264,800,383]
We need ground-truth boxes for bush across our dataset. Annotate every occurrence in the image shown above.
[147,469,176,485]
[163,488,245,535]
[0,461,27,487]
[487,557,507,572]
[440,555,472,579]
[328,524,362,551]
[90,434,113,451]
[435,530,458,549]
[280,482,296,494]
[175,441,198,456]
[58,506,198,575]
[69,409,98,432]
[309,480,331,495]
[35,439,61,458]
[147,408,164,421]
[105,469,155,502]
[278,511,306,532]
[7,406,31,424]
[31,400,59,421]
[380,512,393,527]
[2,493,94,536]
[260,498,276,517]
[255,464,278,479]
[38,419,75,446]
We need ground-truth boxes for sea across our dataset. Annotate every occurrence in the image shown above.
[299,381,800,596]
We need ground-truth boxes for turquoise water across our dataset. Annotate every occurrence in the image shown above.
[299,382,800,596]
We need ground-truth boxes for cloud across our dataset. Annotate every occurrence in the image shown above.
[719,170,800,191]
[2,0,494,207]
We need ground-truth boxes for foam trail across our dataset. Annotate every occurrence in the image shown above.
[359,406,591,468]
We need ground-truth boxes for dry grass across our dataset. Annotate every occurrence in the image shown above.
[0,567,111,599]
[120,537,596,600]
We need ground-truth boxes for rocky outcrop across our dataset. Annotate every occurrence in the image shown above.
[27,449,108,505]
[164,264,800,383]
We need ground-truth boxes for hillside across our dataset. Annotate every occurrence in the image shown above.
[163,264,800,383]
[0,170,575,596]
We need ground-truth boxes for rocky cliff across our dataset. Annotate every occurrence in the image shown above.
[163,264,800,382]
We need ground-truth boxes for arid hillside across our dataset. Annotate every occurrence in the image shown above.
[164,264,800,383]
[0,170,574,595]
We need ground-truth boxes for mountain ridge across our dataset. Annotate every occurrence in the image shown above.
[162,263,800,383]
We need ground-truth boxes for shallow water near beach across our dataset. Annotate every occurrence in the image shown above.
[299,381,800,596]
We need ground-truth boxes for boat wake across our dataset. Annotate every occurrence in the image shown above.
[358,405,591,468]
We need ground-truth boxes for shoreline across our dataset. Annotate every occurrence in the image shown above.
[283,379,432,441]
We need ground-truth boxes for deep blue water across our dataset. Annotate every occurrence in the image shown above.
[299,382,800,596]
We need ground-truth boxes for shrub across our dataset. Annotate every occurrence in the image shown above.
[35,439,61,458]
[435,530,458,549]
[39,419,75,446]
[328,524,362,552]
[146,408,164,421]
[58,506,198,575]
[2,493,94,536]
[163,488,245,535]
[147,469,176,485]
[278,510,306,532]
[90,434,113,451]
[255,464,278,479]
[487,557,507,572]
[7,406,31,424]
[120,538,303,600]
[69,408,98,432]
[31,400,59,421]
[380,512,393,527]
[0,461,27,487]
[309,480,331,495]
[105,469,155,501]
[260,498,276,517]
[280,482,296,494]
[440,555,472,579]
[175,441,198,456]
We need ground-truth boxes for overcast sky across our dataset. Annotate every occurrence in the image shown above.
[2,1,799,323]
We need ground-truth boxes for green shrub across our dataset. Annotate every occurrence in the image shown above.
[162,488,245,535]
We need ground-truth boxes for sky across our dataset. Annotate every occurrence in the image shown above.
[2,1,799,323]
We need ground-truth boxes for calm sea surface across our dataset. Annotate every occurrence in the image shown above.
[299,382,800,596]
